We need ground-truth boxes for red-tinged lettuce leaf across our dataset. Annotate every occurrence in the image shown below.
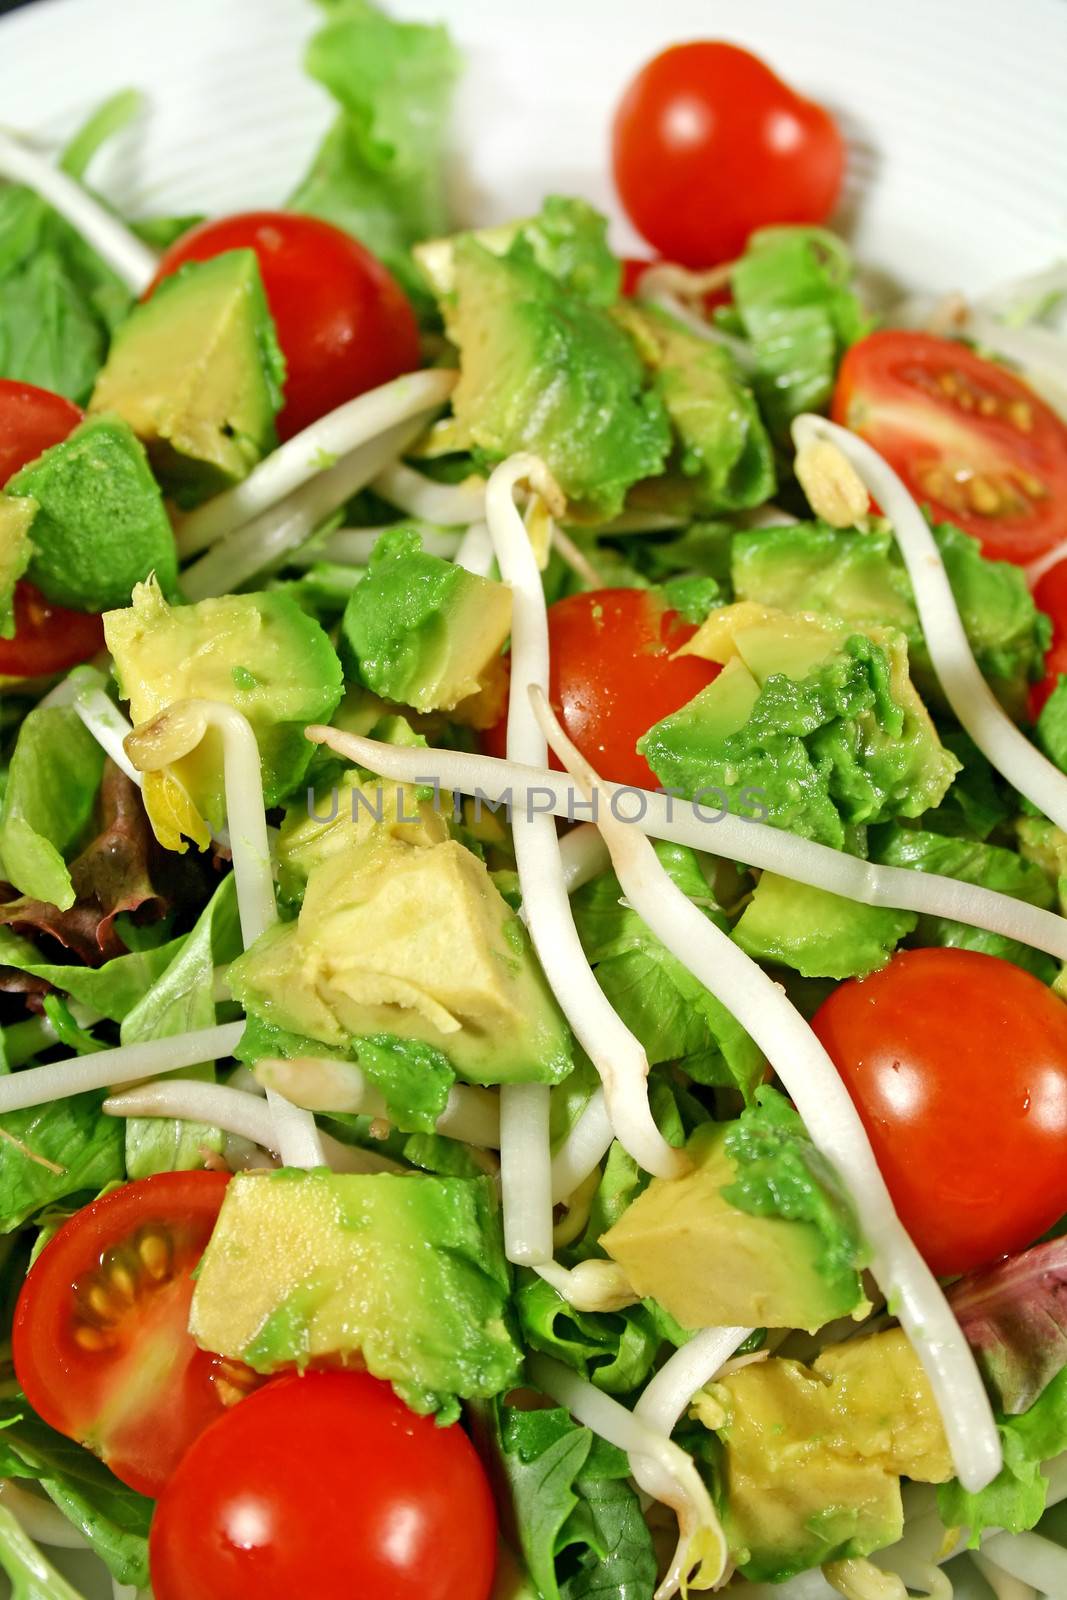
[950,1237,1067,1415]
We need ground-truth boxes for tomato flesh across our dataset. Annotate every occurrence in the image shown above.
[12,1172,255,1496]
[1030,558,1067,718]
[832,330,1067,566]
[149,1370,498,1600]
[483,588,720,789]
[150,212,421,440]
[0,582,105,678]
[0,379,83,485]
[812,948,1067,1275]
[613,42,844,266]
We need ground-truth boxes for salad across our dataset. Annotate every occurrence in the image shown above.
[1,3,1067,1598]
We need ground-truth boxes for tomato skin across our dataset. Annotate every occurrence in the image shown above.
[149,1370,498,1600]
[482,588,720,789]
[832,330,1067,566]
[0,582,104,677]
[150,212,421,440]
[812,948,1067,1276]
[0,379,83,484]
[12,1171,243,1497]
[1030,558,1067,719]
[612,42,844,266]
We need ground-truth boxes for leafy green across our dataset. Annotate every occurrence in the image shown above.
[494,1404,658,1600]
[119,874,241,1177]
[1037,677,1067,773]
[728,226,869,435]
[515,1271,661,1396]
[0,1398,151,1585]
[0,924,181,1023]
[0,706,105,909]
[448,236,671,520]
[571,842,764,1098]
[732,519,1050,720]
[869,823,1057,982]
[58,89,142,182]
[723,1086,867,1303]
[0,1502,84,1599]
[617,301,776,515]
[289,0,460,312]
[508,197,621,307]
[0,1091,123,1235]
[938,1365,1067,1541]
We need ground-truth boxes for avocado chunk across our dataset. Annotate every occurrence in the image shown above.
[90,251,284,506]
[0,494,36,637]
[733,872,916,979]
[639,603,959,849]
[447,237,670,520]
[700,1329,952,1581]
[732,519,1049,721]
[104,578,342,850]
[613,301,775,516]
[189,1168,521,1414]
[6,416,177,612]
[277,771,448,899]
[599,1122,864,1332]
[340,525,513,712]
[228,828,573,1085]
[416,195,621,307]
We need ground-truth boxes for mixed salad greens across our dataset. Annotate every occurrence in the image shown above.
[1,3,1067,1598]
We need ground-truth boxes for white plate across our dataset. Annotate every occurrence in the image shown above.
[0,0,1065,1595]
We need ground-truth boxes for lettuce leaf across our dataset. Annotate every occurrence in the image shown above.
[0,706,105,910]
[938,1364,1067,1541]
[289,0,460,313]
[0,924,181,1023]
[570,841,764,1098]
[0,1089,123,1235]
[950,1238,1067,1415]
[493,1403,658,1600]
[514,1271,661,1397]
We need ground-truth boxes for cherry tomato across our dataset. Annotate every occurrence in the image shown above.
[1030,558,1067,719]
[812,948,1067,1275]
[149,1370,498,1600]
[0,581,105,678]
[12,1172,259,1497]
[0,378,83,484]
[832,331,1067,566]
[150,212,420,440]
[612,42,844,267]
[483,588,719,789]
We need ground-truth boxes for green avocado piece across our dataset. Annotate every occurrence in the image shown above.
[6,415,177,612]
[0,494,36,637]
[732,519,1049,720]
[90,250,284,506]
[613,301,775,516]
[103,578,342,849]
[733,872,916,979]
[599,1123,863,1333]
[228,828,573,1086]
[704,1329,952,1581]
[448,236,670,520]
[639,605,959,848]
[189,1168,521,1412]
[416,195,621,307]
[340,525,513,711]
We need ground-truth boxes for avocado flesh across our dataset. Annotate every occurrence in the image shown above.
[90,249,282,505]
[599,1125,862,1332]
[706,1329,952,1581]
[0,495,36,636]
[733,872,916,979]
[228,829,573,1085]
[189,1168,521,1407]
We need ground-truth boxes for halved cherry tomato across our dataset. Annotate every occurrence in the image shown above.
[12,1171,258,1497]
[1030,558,1067,719]
[832,331,1067,566]
[482,588,719,789]
[0,378,83,484]
[0,582,105,678]
[613,42,844,267]
[149,1370,498,1600]
[812,948,1067,1276]
[149,212,420,440]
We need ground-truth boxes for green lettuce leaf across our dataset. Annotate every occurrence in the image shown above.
[0,1089,123,1235]
[938,1364,1067,1541]
[0,925,182,1023]
[723,1086,868,1303]
[0,706,105,909]
[0,1398,151,1586]
[119,873,241,1176]
[289,0,460,312]
[728,226,869,436]
[570,842,764,1097]
[514,1271,661,1397]
[494,1403,658,1600]
[0,1501,85,1599]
